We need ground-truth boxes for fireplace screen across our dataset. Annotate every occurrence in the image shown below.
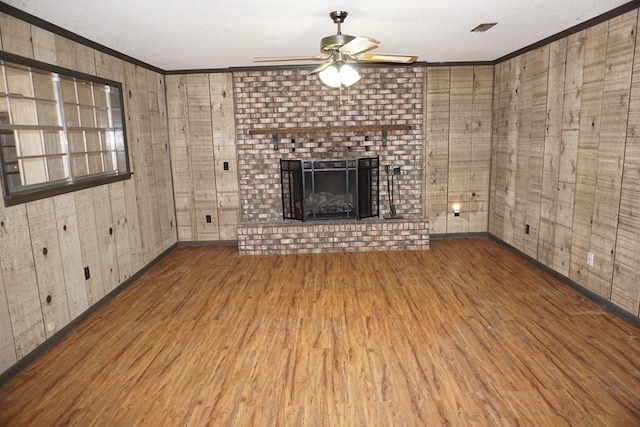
[280,157,379,221]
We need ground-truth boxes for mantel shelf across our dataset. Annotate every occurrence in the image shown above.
[248,125,412,135]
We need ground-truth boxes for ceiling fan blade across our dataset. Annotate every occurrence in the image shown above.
[354,53,418,64]
[339,36,380,56]
[309,60,334,75]
[253,55,328,62]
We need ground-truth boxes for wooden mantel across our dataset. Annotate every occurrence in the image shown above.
[248,124,411,135]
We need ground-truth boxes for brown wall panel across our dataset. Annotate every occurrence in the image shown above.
[491,9,640,318]
[425,66,494,234]
[166,73,239,242]
[0,12,177,375]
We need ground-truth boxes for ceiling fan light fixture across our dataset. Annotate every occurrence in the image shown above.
[318,65,340,88]
[318,62,361,88]
[339,63,361,87]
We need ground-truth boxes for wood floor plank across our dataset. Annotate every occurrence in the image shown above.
[1,239,639,426]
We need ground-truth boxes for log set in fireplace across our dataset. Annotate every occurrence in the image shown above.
[280,157,379,221]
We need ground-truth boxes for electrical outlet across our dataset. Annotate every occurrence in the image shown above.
[587,252,594,267]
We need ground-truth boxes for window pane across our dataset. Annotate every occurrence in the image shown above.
[47,156,67,181]
[44,131,64,155]
[109,89,121,108]
[104,130,116,151]
[1,131,17,161]
[63,104,80,127]
[111,108,123,128]
[5,65,34,97]
[4,161,19,175]
[87,153,103,174]
[116,151,127,172]
[104,150,115,171]
[114,131,126,152]
[2,146,17,161]
[36,101,60,126]
[10,99,38,124]
[17,130,43,156]
[95,108,109,127]
[0,66,6,93]
[6,171,21,189]
[77,82,93,105]
[60,79,77,103]
[85,131,101,152]
[0,102,9,123]
[22,157,47,185]
[94,86,108,108]
[70,154,88,177]
[79,106,95,127]
[67,131,85,152]
[98,130,107,150]
[110,91,123,127]
[32,73,56,100]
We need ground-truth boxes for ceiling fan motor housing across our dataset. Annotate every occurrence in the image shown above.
[321,34,356,52]
[321,10,354,52]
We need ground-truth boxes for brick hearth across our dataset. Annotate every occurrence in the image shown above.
[237,218,429,255]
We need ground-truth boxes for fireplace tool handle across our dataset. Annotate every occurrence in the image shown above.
[384,166,403,220]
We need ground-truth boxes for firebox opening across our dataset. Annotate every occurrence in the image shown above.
[304,168,357,219]
[280,157,379,221]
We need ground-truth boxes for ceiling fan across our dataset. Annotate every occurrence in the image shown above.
[253,11,418,88]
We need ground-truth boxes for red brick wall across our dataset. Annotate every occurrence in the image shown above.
[233,66,425,223]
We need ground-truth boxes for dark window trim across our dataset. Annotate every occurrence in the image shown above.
[0,51,131,206]
[3,172,132,206]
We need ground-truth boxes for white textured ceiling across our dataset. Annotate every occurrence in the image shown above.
[2,0,633,71]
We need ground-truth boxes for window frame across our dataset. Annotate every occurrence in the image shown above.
[0,51,131,207]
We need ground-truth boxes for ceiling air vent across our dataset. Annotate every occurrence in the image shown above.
[470,23,497,33]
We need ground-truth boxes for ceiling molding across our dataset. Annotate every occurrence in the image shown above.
[495,0,640,63]
[1,1,638,74]
[0,1,164,73]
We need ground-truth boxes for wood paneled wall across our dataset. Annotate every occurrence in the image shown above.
[166,73,239,241]
[0,13,177,375]
[166,65,495,237]
[4,0,637,379]
[490,9,640,318]
[424,66,494,234]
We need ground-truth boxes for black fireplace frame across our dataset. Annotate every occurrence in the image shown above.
[280,156,379,221]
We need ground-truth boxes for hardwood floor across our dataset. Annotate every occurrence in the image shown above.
[1,238,639,426]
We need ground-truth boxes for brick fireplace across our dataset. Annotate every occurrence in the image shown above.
[233,66,429,254]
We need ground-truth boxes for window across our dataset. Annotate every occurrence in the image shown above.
[0,53,130,206]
